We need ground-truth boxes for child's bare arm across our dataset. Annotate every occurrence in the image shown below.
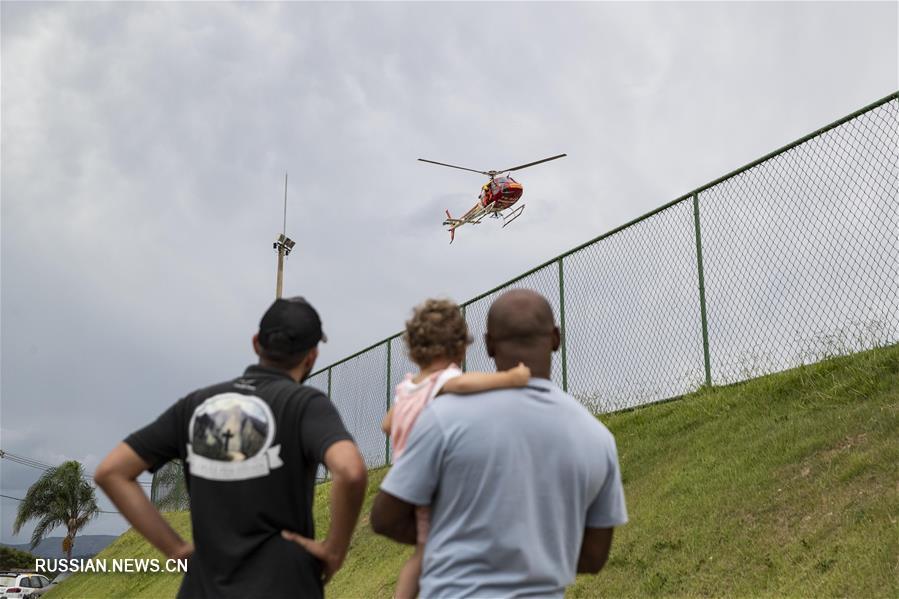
[381,405,395,435]
[440,363,530,395]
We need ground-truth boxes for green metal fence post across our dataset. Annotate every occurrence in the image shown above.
[461,304,467,372]
[558,257,568,392]
[385,340,392,465]
[326,367,333,481]
[692,192,713,387]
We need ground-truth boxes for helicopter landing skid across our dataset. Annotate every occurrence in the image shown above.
[501,205,525,228]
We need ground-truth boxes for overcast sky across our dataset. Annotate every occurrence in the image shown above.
[1,1,896,544]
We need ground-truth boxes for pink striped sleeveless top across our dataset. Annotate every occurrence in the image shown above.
[389,365,462,458]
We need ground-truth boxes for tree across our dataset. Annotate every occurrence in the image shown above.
[0,545,39,570]
[13,461,100,560]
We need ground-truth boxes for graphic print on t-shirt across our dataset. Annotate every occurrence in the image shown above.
[187,392,284,481]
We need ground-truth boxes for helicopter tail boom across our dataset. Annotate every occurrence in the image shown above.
[446,210,457,243]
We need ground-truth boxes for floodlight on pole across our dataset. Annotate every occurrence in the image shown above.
[273,172,295,299]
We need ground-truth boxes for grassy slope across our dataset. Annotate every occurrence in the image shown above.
[44,512,192,598]
[50,345,899,598]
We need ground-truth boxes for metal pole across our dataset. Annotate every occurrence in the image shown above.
[275,250,285,299]
[692,193,712,387]
[460,304,467,372]
[323,367,332,482]
[558,257,568,392]
[385,340,392,465]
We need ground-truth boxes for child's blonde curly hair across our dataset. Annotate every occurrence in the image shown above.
[403,298,472,366]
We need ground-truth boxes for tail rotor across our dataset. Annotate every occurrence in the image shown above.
[446,210,456,243]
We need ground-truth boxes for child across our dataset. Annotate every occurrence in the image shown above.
[381,298,530,599]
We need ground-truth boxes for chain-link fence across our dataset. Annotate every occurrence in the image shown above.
[153,92,898,500]
[306,91,898,472]
[150,459,190,511]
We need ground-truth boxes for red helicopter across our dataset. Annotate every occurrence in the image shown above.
[418,153,567,242]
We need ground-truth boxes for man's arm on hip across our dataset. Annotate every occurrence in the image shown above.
[94,443,193,560]
[283,440,367,583]
[322,440,368,556]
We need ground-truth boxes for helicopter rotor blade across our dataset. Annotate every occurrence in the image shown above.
[498,153,567,174]
[418,158,490,176]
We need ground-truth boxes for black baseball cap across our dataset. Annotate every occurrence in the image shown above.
[258,296,328,355]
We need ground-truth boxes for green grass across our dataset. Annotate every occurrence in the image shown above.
[50,345,899,598]
[44,511,191,598]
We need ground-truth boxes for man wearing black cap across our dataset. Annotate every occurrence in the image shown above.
[95,297,367,598]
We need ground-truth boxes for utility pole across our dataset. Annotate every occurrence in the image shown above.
[273,172,295,299]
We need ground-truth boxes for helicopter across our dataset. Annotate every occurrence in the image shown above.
[418,153,567,242]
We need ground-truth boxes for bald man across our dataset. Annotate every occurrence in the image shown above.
[371,289,628,598]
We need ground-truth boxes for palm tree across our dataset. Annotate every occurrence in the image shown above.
[13,461,100,560]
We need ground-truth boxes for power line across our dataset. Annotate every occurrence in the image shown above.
[1,449,153,486]
[1,452,56,470]
[1,493,120,515]
[0,449,153,488]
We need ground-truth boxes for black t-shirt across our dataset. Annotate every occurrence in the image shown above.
[125,364,352,599]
